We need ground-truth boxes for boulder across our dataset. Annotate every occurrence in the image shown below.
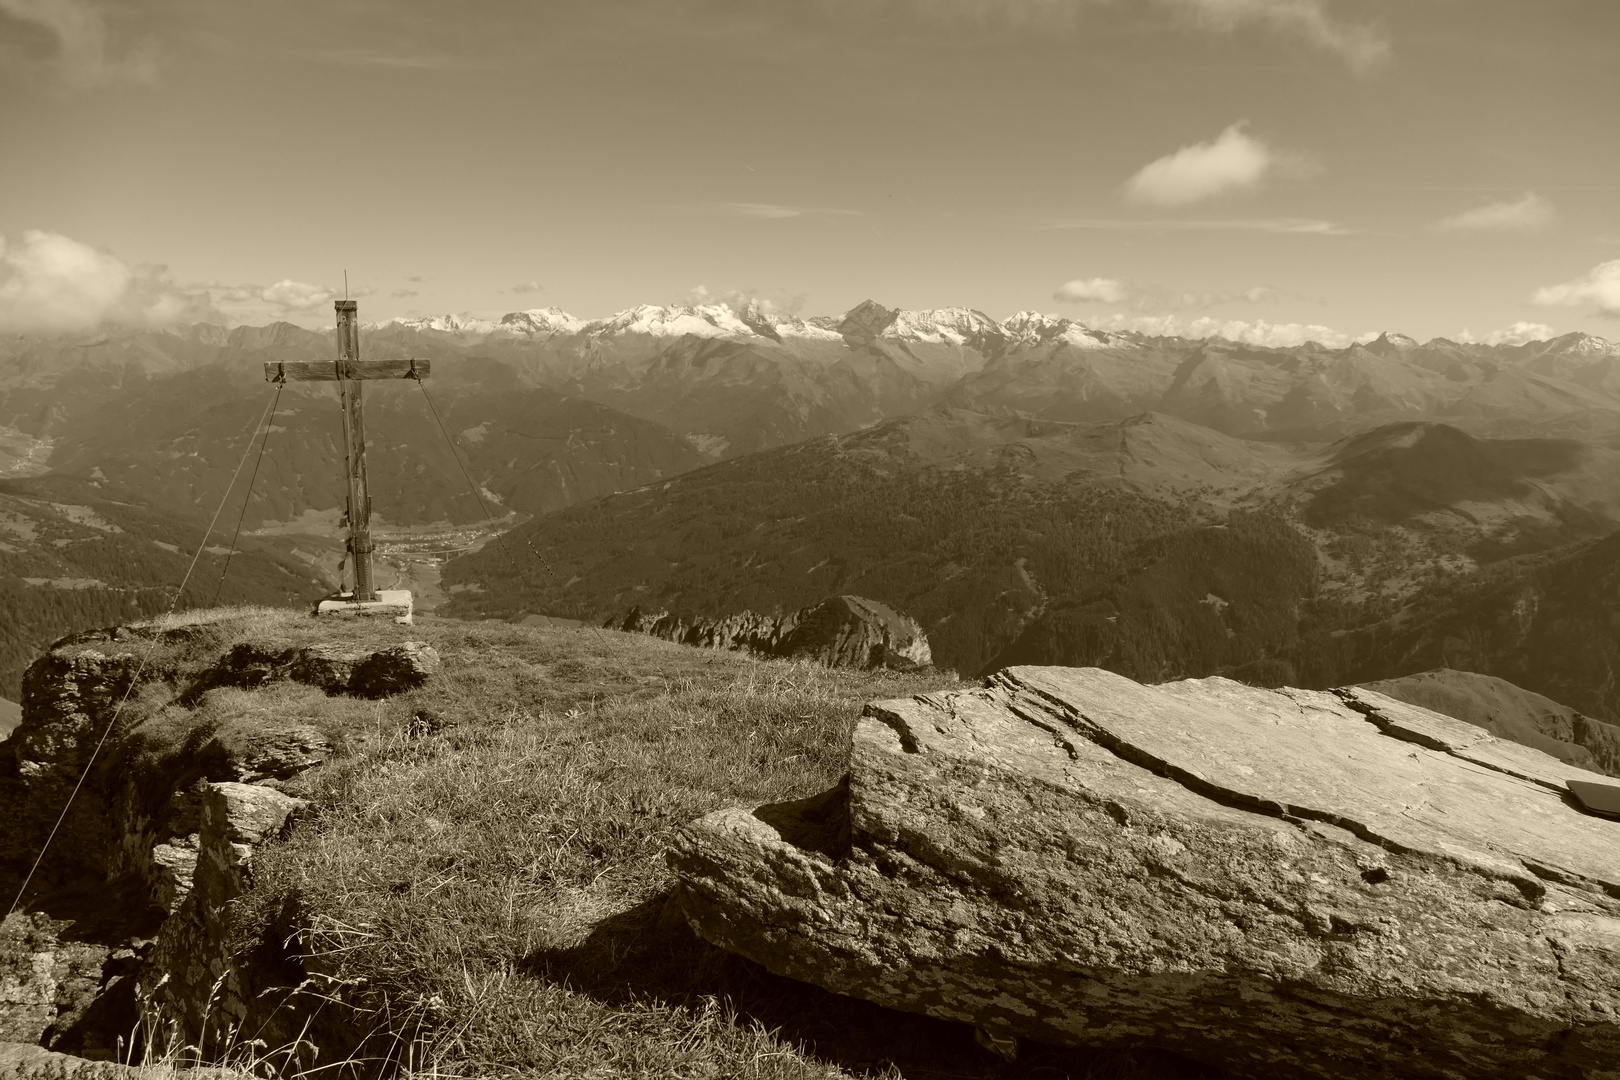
[777,596,931,670]
[347,641,441,697]
[222,641,440,698]
[142,783,307,1054]
[0,876,160,1060]
[0,914,115,1049]
[610,596,932,671]
[669,666,1620,1080]
[202,725,331,785]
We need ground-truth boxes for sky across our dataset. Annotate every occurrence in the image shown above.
[3,0,1620,347]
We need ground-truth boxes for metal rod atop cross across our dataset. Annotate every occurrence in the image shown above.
[264,299,430,604]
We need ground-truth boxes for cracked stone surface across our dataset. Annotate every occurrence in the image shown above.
[0,1041,248,1077]
[668,666,1620,1080]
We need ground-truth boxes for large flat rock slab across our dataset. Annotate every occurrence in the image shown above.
[669,666,1620,1080]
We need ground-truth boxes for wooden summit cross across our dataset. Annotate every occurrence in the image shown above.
[264,299,430,612]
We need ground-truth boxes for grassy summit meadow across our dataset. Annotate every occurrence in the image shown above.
[65,607,1208,1079]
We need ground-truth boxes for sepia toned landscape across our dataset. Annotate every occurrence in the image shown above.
[3,2,1619,1078]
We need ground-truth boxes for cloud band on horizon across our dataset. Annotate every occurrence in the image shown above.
[1534,260,1620,318]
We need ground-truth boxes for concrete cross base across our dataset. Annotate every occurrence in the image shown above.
[314,589,414,625]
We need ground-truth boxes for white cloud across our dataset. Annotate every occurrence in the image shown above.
[1453,322,1555,346]
[509,281,544,294]
[0,230,216,332]
[1532,261,1620,318]
[1148,284,1276,311]
[1055,279,1276,311]
[0,0,158,91]
[391,288,419,299]
[1054,277,1129,304]
[1125,123,1305,207]
[684,284,807,316]
[1092,310,1356,348]
[1048,216,1350,235]
[897,0,1388,69]
[1163,0,1389,73]
[259,279,333,312]
[221,279,372,319]
[1435,193,1555,234]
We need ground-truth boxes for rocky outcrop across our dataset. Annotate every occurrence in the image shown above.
[140,784,306,1059]
[0,627,439,1067]
[610,595,932,671]
[197,640,441,699]
[669,666,1620,1080]
[0,893,151,1057]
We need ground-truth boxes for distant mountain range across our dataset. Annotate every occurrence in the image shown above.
[7,300,1618,490]
[8,299,1620,704]
[365,300,1620,450]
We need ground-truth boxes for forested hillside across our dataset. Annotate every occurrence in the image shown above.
[989,513,1317,684]
[1294,531,1620,723]
[442,409,1318,676]
[444,442,1224,674]
[0,475,323,695]
[446,405,1620,689]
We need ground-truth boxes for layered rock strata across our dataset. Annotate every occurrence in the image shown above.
[670,666,1620,1080]
[611,595,932,670]
[140,783,306,1059]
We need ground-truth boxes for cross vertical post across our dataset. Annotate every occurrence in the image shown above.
[334,299,376,602]
[264,301,430,623]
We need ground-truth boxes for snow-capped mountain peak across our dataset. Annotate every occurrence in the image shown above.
[883,307,1004,346]
[583,304,759,339]
[1545,331,1618,357]
[1000,310,1122,350]
[500,307,584,335]
[1001,310,1071,343]
[372,313,501,335]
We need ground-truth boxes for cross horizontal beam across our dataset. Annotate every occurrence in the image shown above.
[264,358,431,383]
